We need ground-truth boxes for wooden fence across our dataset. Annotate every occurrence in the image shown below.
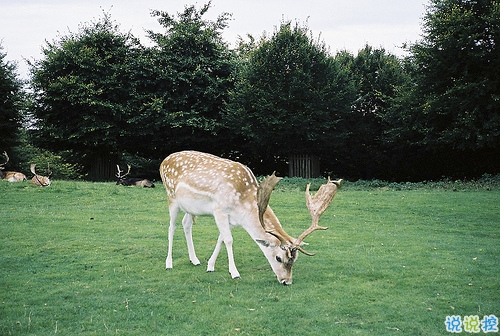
[288,154,320,178]
[89,157,117,181]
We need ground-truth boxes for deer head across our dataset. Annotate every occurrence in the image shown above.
[116,164,131,180]
[256,174,342,283]
[30,163,51,187]
[116,164,155,187]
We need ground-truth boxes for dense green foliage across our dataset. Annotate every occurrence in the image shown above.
[1,0,499,180]
[135,3,236,157]
[0,44,24,154]
[224,22,354,172]
[1,180,499,334]
[28,13,144,176]
[28,5,236,179]
[410,0,500,150]
[335,46,414,179]
[403,0,500,178]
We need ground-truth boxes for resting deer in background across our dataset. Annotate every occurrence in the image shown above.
[160,150,342,285]
[30,163,51,187]
[116,164,155,188]
[0,152,27,182]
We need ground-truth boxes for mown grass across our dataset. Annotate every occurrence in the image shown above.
[1,179,499,335]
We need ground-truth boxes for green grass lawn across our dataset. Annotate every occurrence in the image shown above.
[1,180,499,335]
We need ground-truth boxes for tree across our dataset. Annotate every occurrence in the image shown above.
[408,0,500,177]
[336,46,415,179]
[135,2,236,157]
[224,21,355,174]
[28,4,237,179]
[29,13,143,178]
[0,43,24,152]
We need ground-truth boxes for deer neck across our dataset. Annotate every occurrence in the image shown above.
[241,206,284,246]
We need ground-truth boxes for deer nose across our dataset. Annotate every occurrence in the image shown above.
[281,279,292,286]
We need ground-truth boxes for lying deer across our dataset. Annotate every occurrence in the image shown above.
[30,163,51,187]
[116,164,155,188]
[0,151,26,182]
[160,150,342,285]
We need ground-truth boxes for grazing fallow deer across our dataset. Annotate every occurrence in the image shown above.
[116,164,155,188]
[30,163,51,187]
[0,151,27,182]
[159,150,342,285]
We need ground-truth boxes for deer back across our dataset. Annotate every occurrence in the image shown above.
[4,172,27,182]
[160,151,259,217]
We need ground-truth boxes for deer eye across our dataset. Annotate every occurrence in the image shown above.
[276,256,283,263]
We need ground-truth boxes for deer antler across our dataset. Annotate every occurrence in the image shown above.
[257,172,281,225]
[292,177,343,256]
[1,151,9,168]
[30,163,37,175]
[116,164,131,178]
[257,173,295,245]
[30,163,51,186]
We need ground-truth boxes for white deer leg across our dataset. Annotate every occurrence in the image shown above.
[182,214,200,266]
[212,210,240,279]
[207,234,224,272]
[166,205,179,269]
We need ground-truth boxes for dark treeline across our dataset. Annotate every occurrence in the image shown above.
[1,0,499,181]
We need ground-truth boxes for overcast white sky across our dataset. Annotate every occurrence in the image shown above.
[1,0,427,79]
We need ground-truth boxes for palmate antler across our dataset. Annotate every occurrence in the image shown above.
[292,177,343,255]
[257,173,296,245]
[30,163,37,175]
[31,163,52,177]
[257,173,342,255]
